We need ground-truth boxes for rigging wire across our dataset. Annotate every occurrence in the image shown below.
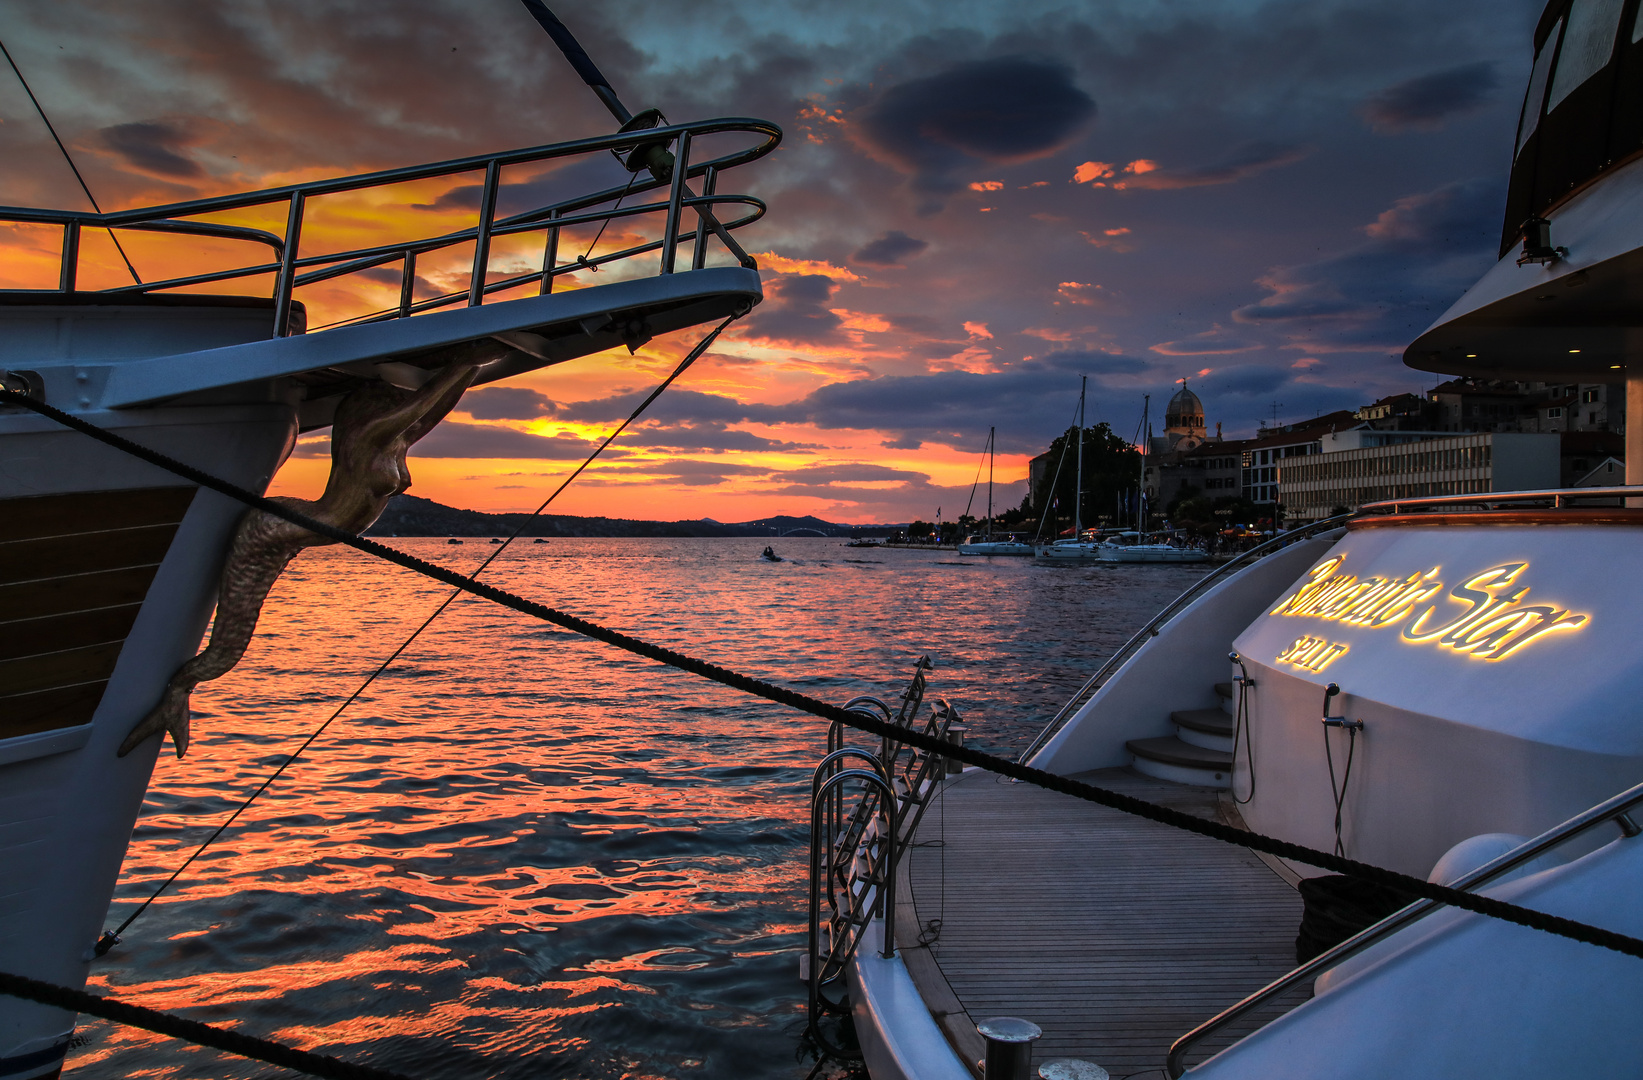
[94,312,741,955]
[0,36,142,286]
[8,385,1643,962]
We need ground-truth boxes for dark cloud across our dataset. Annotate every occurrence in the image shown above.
[99,121,205,179]
[743,274,844,345]
[1231,178,1500,351]
[460,387,557,420]
[1150,328,1262,356]
[557,387,764,425]
[409,421,605,459]
[1362,62,1497,134]
[1118,141,1310,191]
[852,55,1095,209]
[852,230,929,266]
[615,422,819,453]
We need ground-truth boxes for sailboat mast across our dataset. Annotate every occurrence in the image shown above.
[1074,376,1086,538]
[986,426,995,540]
[1139,393,1149,532]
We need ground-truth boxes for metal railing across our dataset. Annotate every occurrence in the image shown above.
[1015,514,1355,764]
[1165,779,1643,1077]
[0,116,781,337]
[1356,484,1643,515]
[806,659,960,1059]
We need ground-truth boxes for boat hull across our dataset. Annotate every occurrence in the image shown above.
[0,403,295,1078]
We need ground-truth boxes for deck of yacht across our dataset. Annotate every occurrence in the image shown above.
[899,767,1307,1077]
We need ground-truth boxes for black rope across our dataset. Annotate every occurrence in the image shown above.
[95,314,740,954]
[0,969,414,1080]
[6,386,1643,963]
[0,36,142,286]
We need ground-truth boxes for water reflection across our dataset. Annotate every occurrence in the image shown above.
[75,538,1206,1078]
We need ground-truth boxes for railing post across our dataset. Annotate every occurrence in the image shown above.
[470,158,502,307]
[660,130,691,274]
[691,166,718,271]
[398,250,417,318]
[272,192,305,337]
[539,209,561,295]
[59,221,80,293]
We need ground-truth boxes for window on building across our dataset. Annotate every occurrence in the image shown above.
[1547,407,1563,418]
[1582,388,1600,403]
[1590,411,1599,424]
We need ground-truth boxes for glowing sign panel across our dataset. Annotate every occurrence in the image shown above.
[1272,557,1587,662]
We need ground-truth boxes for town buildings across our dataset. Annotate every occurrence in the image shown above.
[1138,377,1626,525]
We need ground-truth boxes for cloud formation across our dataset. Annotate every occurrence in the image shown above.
[1114,142,1311,191]
[99,121,205,179]
[851,55,1095,209]
[460,387,557,420]
[852,230,929,266]
[1361,62,1498,134]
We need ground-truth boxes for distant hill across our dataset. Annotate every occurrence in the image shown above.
[365,495,880,538]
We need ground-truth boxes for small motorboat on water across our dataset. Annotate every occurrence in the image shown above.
[760,546,783,562]
[447,538,465,545]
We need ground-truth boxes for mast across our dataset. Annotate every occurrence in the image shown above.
[1139,393,1150,532]
[1074,376,1086,538]
[986,426,995,540]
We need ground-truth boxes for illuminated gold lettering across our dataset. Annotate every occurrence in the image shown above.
[1268,557,1586,664]
[1402,564,1528,644]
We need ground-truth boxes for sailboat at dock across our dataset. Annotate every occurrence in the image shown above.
[957,427,1032,556]
[1035,377,1103,562]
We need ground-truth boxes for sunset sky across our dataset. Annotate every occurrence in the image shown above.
[0,0,1538,522]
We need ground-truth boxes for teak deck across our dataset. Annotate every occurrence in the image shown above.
[900,767,1307,1076]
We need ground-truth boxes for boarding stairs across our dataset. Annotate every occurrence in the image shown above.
[1126,681,1236,789]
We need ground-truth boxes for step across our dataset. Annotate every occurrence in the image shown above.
[1171,708,1235,753]
[1214,681,1234,700]
[1127,736,1232,789]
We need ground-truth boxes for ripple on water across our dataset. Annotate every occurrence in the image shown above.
[74,536,1207,1078]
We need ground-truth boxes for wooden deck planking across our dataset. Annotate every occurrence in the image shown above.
[903,767,1306,1076]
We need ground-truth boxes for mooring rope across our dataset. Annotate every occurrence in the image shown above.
[0,968,415,1080]
[5,383,1643,966]
[92,314,740,955]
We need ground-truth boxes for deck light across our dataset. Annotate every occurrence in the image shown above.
[1569,349,1581,354]
[1517,216,1567,266]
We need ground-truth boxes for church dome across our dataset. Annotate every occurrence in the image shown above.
[1166,385,1204,430]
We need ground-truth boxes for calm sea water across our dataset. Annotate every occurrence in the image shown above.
[73,537,1208,1079]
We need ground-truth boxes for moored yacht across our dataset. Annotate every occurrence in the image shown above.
[827,1,1643,1076]
[0,28,780,1076]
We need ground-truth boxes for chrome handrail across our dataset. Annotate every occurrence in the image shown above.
[0,116,781,337]
[1358,484,1643,515]
[1016,514,1355,764]
[1164,779,1643,1077]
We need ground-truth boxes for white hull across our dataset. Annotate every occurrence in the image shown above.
[1098,544,1209,564]
[956,540,1033,556]
[1034,542,1103,562]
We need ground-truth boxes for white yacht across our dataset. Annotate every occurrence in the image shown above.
[1032,379,1108,563]
[1096,532,1209,564]
[0,37,780,1077]
[822,2,1643,1076]
[958,428,1034,556]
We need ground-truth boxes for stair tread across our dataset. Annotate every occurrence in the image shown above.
[1126,736,1233,769]
[1171,708,1235,736]
[1214,681,1234,699]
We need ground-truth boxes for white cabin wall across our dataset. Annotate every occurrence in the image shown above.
[1029,534,1342,776]
[1235,667,1640,878]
